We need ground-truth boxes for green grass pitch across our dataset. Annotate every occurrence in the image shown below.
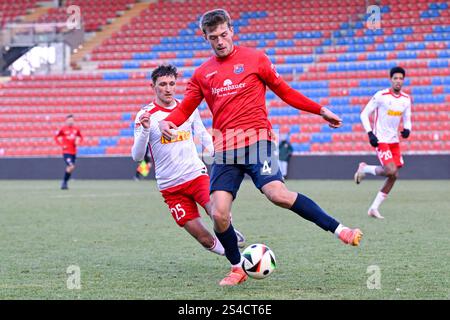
[1,179,449,299]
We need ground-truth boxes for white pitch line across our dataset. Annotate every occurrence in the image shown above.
[50,193,152,199]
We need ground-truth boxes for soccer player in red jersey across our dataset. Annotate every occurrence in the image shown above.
[354,67,412,219]
[159,9,363,286]
[54,114,83,190]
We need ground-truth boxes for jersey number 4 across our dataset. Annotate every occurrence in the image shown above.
[262,160,272,175]
[171,204,186,221]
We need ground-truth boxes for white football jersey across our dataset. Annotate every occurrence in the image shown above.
[360,88,412,143]
[132,100,213,190]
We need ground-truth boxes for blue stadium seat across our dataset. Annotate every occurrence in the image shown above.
[438,50,450,58]
[292,143,310,152]
[203,119,212,127]
[429,3,439,9]
[193,59,205,66]
[330,97,350,105]
[321,125,335,133]
[412,86,433,95]
[429,60,448,68]
[120,129,134,136]
[340,124,353,133]
[123,61,140,69]
[99,137,118,147]
[122,113,132,121]
[397,51,417,59]
[133,52,158,60]
[103,73,129,80]
[290,125,300,133]
[177,51,194,59]
[311,133,332,143]
[181,69,194,78]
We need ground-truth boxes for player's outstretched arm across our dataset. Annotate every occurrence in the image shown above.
[163,74,204,131]
[259,52,341,127]
[270,81,342,128]
[320,106,342,128]
[161,93,204,140]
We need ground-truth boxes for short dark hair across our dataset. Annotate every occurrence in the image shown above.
[151,64,178,83]
[390,66,405,78]
[66,114,74,119]
[199,9,232,34]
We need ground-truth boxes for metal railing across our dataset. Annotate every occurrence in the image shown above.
[1,22,84,50]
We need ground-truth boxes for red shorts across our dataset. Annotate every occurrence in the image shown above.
[160,174,211,227]
[376,143,404,168]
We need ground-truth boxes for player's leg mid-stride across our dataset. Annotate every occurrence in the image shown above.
[211,141,363,287]
[353,144,403,220]
[354,162,367,184]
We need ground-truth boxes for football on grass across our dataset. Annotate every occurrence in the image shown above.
[241,243,276,279]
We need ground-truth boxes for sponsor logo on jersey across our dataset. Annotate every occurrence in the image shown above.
[211,79,246,95]
[161,130,191,144]
[205,70,218,78]
[387,109,403,116]
[233,64,244,74]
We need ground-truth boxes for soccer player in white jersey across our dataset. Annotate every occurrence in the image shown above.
[354,66,412,219]
[132,65,244,256]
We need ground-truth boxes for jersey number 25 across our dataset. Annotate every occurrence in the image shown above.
[171,204,186,221]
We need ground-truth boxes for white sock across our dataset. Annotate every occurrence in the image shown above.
[231,255,244,268]
[334,223,345,238]
[363,165,378,176]
[207,237,225,256]
[370,191,387,210]
[232,257,243,268]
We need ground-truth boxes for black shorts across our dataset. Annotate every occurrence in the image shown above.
[63,154,76,166]
[210,140,284,200]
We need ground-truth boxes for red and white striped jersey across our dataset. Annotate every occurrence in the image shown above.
[361,88,412,143]
[132,100,213,190]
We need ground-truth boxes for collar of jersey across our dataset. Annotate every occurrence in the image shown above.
[152,100,179,112]
[388,89,407,98]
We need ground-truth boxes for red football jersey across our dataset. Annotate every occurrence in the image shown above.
[165,46,322,151]
[54,126,83,155]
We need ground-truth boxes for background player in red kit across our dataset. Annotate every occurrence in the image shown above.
[159,9,363,286]
[54,114,83,190]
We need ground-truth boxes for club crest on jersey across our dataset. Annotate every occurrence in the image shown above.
[234,64,244,74]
